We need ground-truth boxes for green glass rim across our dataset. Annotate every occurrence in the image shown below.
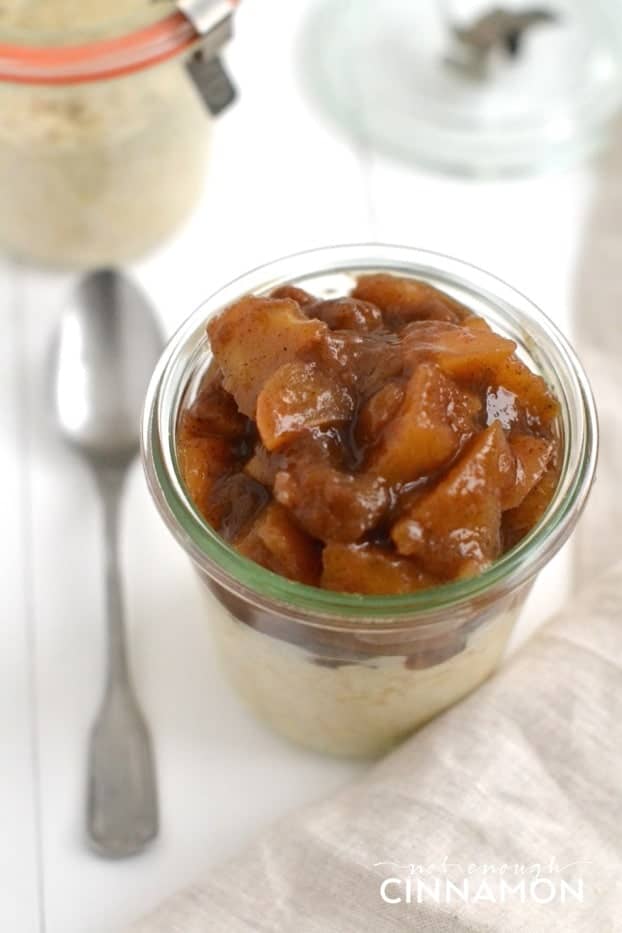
[142,243,598,629]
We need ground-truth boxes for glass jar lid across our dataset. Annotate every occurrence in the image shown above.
[300,0,622,176]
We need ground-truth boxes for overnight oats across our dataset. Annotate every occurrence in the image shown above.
[143,245,597,757]
[0,1,236,266]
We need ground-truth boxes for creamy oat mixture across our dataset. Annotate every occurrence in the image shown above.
[208,597,518,758]
[0,1,208,266]
[0,1,170,42]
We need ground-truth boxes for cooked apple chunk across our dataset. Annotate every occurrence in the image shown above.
[181,375,249,440]
[502,434,554,511]
[353,274,470,325]
[274,464,389,543]
[236,502,321,586]
[366,363,480,484]
[502,461,560,549]
[256,361,354,451]
[392,423,514,578]
[177,434,236,524]
[270,284,316,305]
[207,296,327,417]
[244,442,282,488]
[403,320,516,382]
[493,356,559,425]
[355,381,405,449]
[308,296,385,332]
[322,542,437,594]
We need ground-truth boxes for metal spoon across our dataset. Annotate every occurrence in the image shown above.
[51,269,163,858]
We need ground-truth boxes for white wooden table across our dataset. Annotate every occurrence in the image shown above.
[2,1,593,929]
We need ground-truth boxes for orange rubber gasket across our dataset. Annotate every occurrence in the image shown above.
[0,5,236,85]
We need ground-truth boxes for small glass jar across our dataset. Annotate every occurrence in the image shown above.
[0,4,233,267]
[142,245,597,758]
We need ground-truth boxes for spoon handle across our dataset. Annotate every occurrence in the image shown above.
[86,466,159,858]
[100,467,131,685]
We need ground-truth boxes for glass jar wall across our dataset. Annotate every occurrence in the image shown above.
[142,245,598,757]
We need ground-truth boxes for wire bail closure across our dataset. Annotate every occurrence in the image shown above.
[178,0,237,115]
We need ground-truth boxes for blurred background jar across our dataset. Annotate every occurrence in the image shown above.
[0,1,237,267]
[301,0,622,175]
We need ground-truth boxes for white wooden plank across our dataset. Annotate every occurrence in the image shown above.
[17,1,371,928]
[365,155,593,336]
[17,266,359,933]
[0,259,42,933]
[6,1,597,929]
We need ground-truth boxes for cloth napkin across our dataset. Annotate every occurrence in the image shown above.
[131,129,622,933]
[130,560,622,932]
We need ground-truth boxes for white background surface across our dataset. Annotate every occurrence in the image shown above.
[2,1,594,930]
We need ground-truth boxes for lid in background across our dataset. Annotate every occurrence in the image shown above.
[300,0,622,176]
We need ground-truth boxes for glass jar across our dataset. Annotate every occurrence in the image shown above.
[0,4,233,266]
[300,0,622,176]
[142,244,598,758]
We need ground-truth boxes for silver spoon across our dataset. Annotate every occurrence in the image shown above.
[51,269,163,858]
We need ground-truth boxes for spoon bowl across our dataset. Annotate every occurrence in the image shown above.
[53,269,164,463]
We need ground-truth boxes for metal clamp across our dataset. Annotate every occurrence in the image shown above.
[177,0,237,115]
[444,6,559,81]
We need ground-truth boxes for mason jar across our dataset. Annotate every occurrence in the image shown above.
[0,2,235,266]
[142,244,598,758]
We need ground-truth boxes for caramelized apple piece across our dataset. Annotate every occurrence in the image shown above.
[462,315,493,333]
[403,320,555,424]
[181,378,250,440]
[244,442,282,488]
[353,274,470,325]
[318,330,404,396]
[403,320,516,381]
[246,426,345,490]
[308,297,384,332]
[322,542,436,594]
[270,285,316,305]
[355,381,405,449]
[285,426,346,469]
[494,356,559,425]
[367,363,480,484]
[177,435,236,523]
[502,435,554,511]
[206,473,270,541]
[392,423,514,577]
[236,502,321,585]
[503,460,560,549]
[274,464,389,543]
[256,361,354,451]
[208,296,327,417]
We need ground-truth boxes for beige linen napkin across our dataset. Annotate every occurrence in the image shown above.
[131,561,622,932]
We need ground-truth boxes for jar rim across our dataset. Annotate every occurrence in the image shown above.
[142,243,598,631]
[0,7,231,85]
